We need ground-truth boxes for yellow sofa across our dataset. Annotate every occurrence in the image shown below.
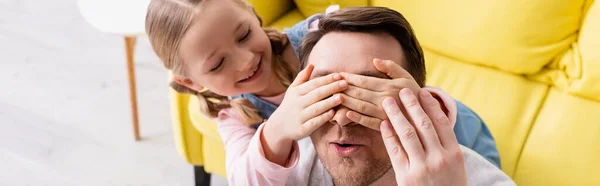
[169,0,600,185]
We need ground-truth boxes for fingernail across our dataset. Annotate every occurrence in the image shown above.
[373,58,381,63]
[335,94,343,102]
[328,109,335,116]
[382,120,390,127]
[420,90,432,99]
[401,88,412,96]
[346,111,357,120]
[339,81,347,88]
[333,73,341,80]
[383,97,395,106]
[380,120,391,131]
[305,64,313,71]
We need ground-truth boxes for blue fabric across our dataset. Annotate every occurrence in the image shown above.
[453,101,501,168]
[230,94,278,129]
[284,14,322,56]
[233,15,502,168]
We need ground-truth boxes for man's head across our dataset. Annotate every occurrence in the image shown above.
[298,7,425,186]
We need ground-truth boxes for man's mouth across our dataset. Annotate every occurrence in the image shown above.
[330,140,363,156]
[332,142,361,147]
[336,143,354,147]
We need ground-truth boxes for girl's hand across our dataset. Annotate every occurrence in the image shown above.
[262,64,347,165]
[269,64,347,140]
[340,58,421,130]
[381,89,466,186]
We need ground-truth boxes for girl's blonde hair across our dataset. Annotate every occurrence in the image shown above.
[146,0,297,125]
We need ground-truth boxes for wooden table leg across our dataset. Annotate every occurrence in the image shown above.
[125,36,141,141]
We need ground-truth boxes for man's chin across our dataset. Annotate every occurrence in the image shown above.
[322,156,390,186]
[325,157,364,185]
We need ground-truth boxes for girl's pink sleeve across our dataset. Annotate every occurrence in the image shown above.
[216,108,300,185]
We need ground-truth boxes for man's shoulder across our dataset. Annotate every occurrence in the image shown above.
[298,137,315,152]
[285,138,333,186]
[455,100,484,122]
[460,145,515,185]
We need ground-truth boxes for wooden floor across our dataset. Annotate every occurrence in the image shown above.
[0,0,226,185]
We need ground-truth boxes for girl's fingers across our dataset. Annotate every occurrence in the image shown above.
[380,120,408,173]
[346,110,383,131]
[297,73,342,95]
[339,94,388,120]
[419,90,458,150]
[372,58,415,80]
[339,72,388,91]
[343,85,380,105]
[399,88,443,153]
[300,94,343,123]
[291,64,314,87]
[302,109,335,134]
[382,96,426,164]
[303,80,348,107]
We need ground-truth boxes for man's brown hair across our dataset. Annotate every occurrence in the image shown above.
[299,6,426,87]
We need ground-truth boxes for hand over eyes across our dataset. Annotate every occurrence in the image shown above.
[267,64,347,141]
[339,58,422,130]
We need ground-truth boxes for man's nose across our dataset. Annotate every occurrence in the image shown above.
[331,107,354,127]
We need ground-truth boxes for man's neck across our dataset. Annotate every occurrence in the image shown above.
[368,168,396,186]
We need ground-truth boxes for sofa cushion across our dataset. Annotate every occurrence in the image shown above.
[575,1,600,100]
[295,0,369,17]
[247,0,294,26]
[528,1,600,102]
[514,89,600,186]
[201,134,227,177]
[372,0,586,75]
[268,8,306,31]
[423,48,549,176]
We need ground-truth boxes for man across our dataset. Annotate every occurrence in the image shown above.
[226,7,514,185]
[297,6,514,185]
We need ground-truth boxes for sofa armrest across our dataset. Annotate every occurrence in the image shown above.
[187,96,222,141]
[168,75,205,165]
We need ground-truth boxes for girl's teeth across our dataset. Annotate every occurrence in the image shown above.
[242,67,257,81]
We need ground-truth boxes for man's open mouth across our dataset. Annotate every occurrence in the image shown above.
[334,143,356,147]
[331,142,362,156]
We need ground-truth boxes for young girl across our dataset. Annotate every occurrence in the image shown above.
[145,0,344,171]
[145,0,329,125]
[145,0,501,184]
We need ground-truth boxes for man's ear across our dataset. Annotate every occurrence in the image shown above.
[173,75,204,92]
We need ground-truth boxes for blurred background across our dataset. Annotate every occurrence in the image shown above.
[0,0,218,185]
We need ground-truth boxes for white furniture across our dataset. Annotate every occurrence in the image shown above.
[78,0,151,141]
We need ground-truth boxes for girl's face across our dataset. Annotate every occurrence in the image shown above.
[176,0,273,96]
